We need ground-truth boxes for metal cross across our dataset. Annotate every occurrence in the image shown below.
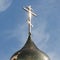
[24,5,37,34]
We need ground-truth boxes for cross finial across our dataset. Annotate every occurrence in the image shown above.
[24,5,37,35]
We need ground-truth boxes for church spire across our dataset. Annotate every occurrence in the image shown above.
[10,5,50,60]
[24,5,37,35]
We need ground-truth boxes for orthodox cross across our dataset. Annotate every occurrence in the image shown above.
[24,5,37,34]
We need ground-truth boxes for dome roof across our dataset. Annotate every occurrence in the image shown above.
[10,34,50,60]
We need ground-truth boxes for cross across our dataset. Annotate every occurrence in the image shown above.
[24,5,37,34]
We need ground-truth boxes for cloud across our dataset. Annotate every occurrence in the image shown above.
[0,23,28,45]
[48,52,60,60]
[0,0,13,12]
[32,21,50,50]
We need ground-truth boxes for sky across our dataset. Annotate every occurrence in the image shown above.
[0,0,60,60]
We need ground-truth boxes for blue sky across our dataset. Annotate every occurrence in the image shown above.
[0,0,60,60]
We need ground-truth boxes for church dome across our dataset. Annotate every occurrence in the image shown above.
[10,34,50,60]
